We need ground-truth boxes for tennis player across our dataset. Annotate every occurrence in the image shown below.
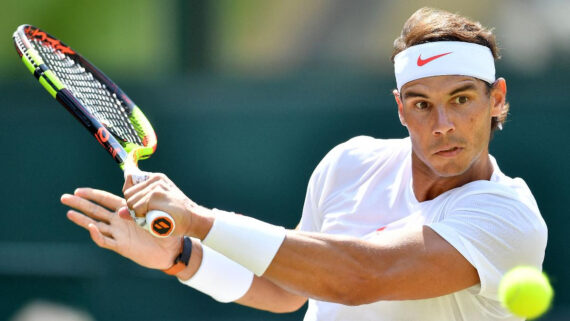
[62,7,547,320]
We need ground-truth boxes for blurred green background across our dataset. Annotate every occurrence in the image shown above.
[1,0,569,320]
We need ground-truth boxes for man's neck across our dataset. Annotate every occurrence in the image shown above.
[411,151,494,202]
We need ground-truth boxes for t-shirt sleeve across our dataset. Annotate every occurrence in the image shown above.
[428,191,547,300]
[298,145,336,233]
[298,135,406,233]
[298,136,378,232]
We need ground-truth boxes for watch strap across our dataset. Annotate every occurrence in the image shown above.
[162,236,192,275]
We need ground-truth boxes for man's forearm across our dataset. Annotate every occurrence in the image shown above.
[190,210,478,305]
[236,276,308,313]
[174,238,306,312]
[264,231,392,305]
[184,209,394,304]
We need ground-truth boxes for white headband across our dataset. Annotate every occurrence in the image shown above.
[394,41,495,92]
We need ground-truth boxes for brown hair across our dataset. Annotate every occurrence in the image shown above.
[392,7,508,132]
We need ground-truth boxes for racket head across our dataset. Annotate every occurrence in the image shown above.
[13,24,157,169]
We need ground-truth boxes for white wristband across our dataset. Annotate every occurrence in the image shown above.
[179,242,254,303]
[203,209,286,276]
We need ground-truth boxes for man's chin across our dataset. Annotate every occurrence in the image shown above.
[429,163,470,178]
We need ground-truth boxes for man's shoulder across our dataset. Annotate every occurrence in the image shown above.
[339,135,409,149]
[446,177,546,233]
[452,167,538,210]
[326,136,410,165]
[450,178,536,211]
[310,136,410,187]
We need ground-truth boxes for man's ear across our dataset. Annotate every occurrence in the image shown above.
[393,89,407,126]
[490,78,507,118]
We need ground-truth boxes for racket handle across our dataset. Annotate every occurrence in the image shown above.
[129,170,149,184]
[125,169,175,238]
[145,210,176,238]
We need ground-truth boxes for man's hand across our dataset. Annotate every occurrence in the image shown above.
[122,173,214,239]
[61,188,180,270]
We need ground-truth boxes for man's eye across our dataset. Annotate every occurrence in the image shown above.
[454,96,469,104]
[415,101,429,109]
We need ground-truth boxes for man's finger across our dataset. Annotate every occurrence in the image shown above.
[122,173,136,195]
[122,170,153,196]
[67,210,114,238]
[66,210,96,230]
[124,186,154,218]
[94,221,113,238]
[61,194,113,223]
[123,179,149,201]
[123,172,164,200]
[117,206,134,221]
[88,223,117,250]
[74,188,125,212]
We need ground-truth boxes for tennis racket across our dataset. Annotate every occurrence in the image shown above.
[13,24,174,238]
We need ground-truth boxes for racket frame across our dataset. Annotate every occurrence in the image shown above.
[13,24,174,237]
[13,24,156,171]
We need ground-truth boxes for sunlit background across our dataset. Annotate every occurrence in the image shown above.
[1,0,569,320]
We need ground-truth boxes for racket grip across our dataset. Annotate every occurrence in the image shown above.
[145,210,176,238]
[125,168,175,238]
[129,171,149,184]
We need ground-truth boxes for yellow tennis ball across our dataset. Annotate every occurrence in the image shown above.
[499,266,553,319]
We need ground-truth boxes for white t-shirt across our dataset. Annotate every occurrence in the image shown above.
[299,136,548,321]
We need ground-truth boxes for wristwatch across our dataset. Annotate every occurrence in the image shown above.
[162,236,192,275]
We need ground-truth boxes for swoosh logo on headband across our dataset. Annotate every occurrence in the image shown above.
[417,52,452,66]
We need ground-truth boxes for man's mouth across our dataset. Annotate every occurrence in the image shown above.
[435,146,463,157]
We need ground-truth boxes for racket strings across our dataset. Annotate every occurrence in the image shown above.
[32,39,143,146]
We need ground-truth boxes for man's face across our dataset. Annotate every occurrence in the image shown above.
[394,76,505,178]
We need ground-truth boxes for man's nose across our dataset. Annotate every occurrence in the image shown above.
[432,106,455,136]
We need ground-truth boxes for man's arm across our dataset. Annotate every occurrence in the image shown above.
[61,188,306,313]
[123,173,480,305]
[265,226,478,305]
[237,276,308,312]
